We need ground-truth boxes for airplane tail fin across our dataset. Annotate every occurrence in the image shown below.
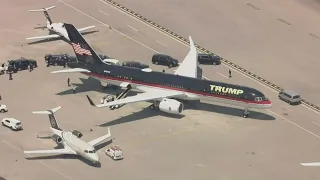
[63,23,104,65]
[29,6,56,25]
[32,106,62,130]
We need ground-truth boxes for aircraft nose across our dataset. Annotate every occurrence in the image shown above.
[264,100,272,108]
[92,154,99,162]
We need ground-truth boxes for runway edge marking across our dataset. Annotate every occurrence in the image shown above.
[101,0,320,115]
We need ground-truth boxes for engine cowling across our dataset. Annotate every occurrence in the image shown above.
[157,98,184,114]
[52,134,62,144]
[72,130,83,138]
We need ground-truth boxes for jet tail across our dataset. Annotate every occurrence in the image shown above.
[29,6,56,25]
[32,106,62,130]
[63,23,104,65]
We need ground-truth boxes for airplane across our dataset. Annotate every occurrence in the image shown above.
[51,23,272,118]
[26,6,96,42]
[23,106,112,166]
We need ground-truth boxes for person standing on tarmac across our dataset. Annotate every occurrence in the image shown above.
[229,69,232,78]
[67,78,70,87]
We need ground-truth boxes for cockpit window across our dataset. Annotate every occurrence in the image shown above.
[85,149,96,153]
[255,97,268,101]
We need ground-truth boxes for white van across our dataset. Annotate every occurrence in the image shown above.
[103,59,120,65]
[2,118,23,130]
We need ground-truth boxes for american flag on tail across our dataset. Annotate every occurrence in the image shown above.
[71,43,92,56]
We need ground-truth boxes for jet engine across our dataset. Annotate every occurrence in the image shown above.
[72,130,83,138]
[52,134,62,144]
[152,98,184,114]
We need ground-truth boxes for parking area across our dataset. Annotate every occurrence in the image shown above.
[0,0,320,180]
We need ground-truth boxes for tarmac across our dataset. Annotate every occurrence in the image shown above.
[0,0,320,180]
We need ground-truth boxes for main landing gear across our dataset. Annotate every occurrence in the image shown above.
[243,108,249,118]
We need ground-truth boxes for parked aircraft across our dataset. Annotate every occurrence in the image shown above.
[23,106,111,166]
[26,6,95,42]
[51,23,272,118]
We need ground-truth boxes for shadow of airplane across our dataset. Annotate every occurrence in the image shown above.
[25,154,101,168]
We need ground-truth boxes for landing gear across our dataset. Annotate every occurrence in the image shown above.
[150,101,160,111]
[243,109,249,118]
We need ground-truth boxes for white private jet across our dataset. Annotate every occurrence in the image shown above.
[23,106,112,166]
[26,6,96,42]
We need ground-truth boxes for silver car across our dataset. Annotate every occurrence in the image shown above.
[278,90,301,105]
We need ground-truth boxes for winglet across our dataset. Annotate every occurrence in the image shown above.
[189,36,195,50]
[86,95,96,106]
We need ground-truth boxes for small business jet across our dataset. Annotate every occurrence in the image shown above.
[26,6,95,42]
[24,106,111,166]
[51,23,272,118]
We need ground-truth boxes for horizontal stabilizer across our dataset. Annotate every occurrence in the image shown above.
[77,26,96,32]
[32,106,61,115]
[26,34,60,40]
[29,6,56,12]
[51,68,91,74]
[88,127,111,147]
[300,162,320,166]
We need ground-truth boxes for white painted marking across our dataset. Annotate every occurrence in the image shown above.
[2,140,73,180]
[217,72,229,79]
[302,104,320,115]
[98,9,108,16]
[266,110,320,139]
[313,122,320,127]
[2,140,21,151]
[156,40,168,47]
[59,0,159,53]
[127,25,138,31]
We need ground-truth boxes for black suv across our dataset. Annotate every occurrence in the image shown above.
[44,53,77,66]
[7,58,37,73]
[152,54,179,68]
[122,61,149,69]
[198,54,221,65]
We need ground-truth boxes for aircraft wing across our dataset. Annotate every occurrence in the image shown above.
[87,88,184,108]
[174,36,198,78]
[51,68,91,74]
[24,148,76,155]
[77,26,95,32]
[88,127,111,147]
[300,162,320,166]
[26,34,60,40]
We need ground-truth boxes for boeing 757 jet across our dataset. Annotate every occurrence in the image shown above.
[24,106,111,166]
[51,23,272,118]
[26,6,95,42]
